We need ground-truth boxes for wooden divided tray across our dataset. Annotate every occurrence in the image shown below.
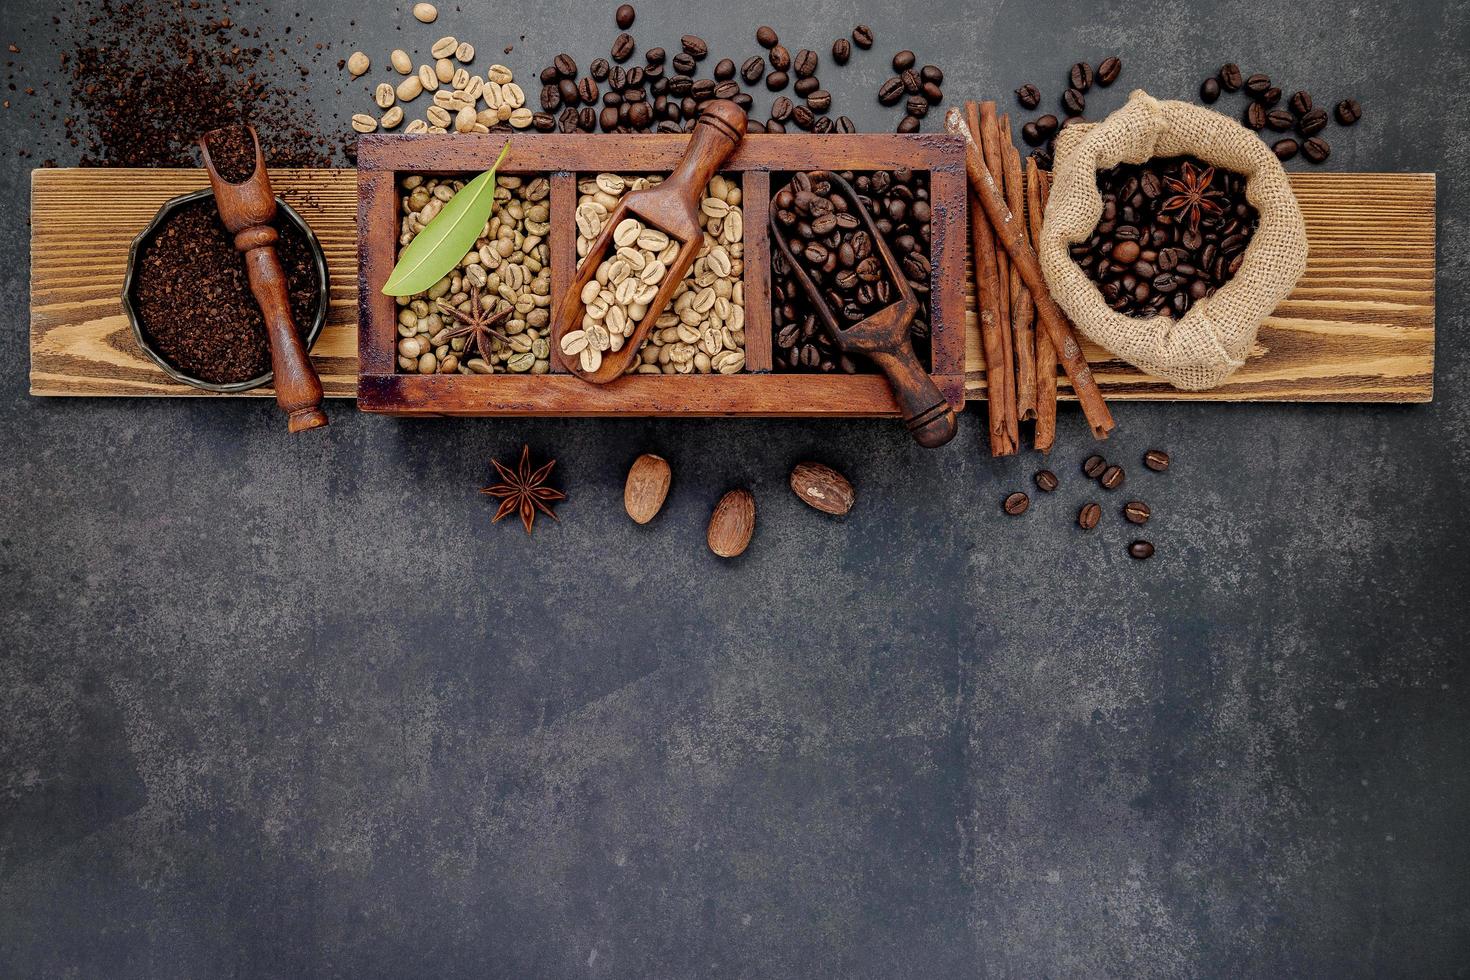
[30,160,1436,407]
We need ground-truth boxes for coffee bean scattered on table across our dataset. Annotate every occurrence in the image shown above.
[852,25,875,49]
[1101,464,1125,490]
[1096,56,1122,86]
[1083,454,1107,479]
[1015,84,1041,109]
[1302,136,1331,163]
[1035,470,1059,492]
[1144,449,1171,471]
[615,3,635,28]
[1124,501,1151,524]
[1219,63,1244,91]
[1128,541,1156,560]
[1078,502,1102,530]
[1335,98,1362,125]
[1003,492,1031,516]
[832,38,851,65]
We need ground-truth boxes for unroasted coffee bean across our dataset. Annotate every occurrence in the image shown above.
[681,35,708,59]
[1083,454,1107,479]
[878,77,905,106]
[1298,107,1329,136]
[893,50,916,73]
[1078,502,1102,530]
[1302,136,1330,162]
[1100,464,1125,490]
[554,53,577,78]
[1244,102,1266,130]
[612,33,635,61]
[1097,56,1122,86]
[1124,501,1151,525]
[616,3,635,28]
[1069,62,1094,92]
[794,49,819,77]
[1015,84,1041,109]
[757,25,779,48]
[852,24,874,49]
[1003,491,1030,516]
[807,90,832,113]
[1128,540,1155,560]
[741,56,765,84]
[1289,90,1313,115]
[1218,63,1243,91]
[1143,449,1170,471]
[769,44,791,71]
[1062,88,1086,116]
[1034,470,1059,492]
[766,71,789,91]
[1272,138,1299,161]
[1200,77,1221,103]
[1335,98,1362,125]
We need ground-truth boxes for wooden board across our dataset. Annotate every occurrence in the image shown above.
[30,167,1434,403]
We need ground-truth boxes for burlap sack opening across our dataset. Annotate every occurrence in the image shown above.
[1039,90,1308,390]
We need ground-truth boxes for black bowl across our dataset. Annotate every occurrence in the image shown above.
[121,188,329,392]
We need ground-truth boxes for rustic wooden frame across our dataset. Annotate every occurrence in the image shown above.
[354,133,967,417]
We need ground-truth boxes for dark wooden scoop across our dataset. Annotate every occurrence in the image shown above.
[770,171,958,448]
[552,100,747,384]
[199,125,328,433]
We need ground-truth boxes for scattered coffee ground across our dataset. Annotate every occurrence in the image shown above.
[204,125,257,183]
[133,198,319,384]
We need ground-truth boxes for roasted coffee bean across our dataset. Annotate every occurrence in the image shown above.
[1034,470,1059,492]
[769,45,791,71]
[812,115,833,134]
[1298,107,1329,136]
[1262,86,1282,107]
[1123,501,1151,525]
[540,65,560,85]
[1083,454,1107,479]
[540,84,562,111]
[1003,491,1030,516]
[587,58,610,81]
[615,3,635,28]
[1034,114,1060,137]
[626,66,645,87]
[794,49,819,77]
[903,94,929,118]
[829,38,851,66]
[554,53,577,78]
[607,65,626,89]
[556,106,579,132]
[757,25,778,48]
[1015,84,1041,109]
[528,111,554,131]
[834,115,856,134]
[852,24,875,49]
[1272,138,1299,161]
[1302,136,1330,162]
[1097,56,1122,86]
[1243,102,1266,130]
[897,115,920,133]
[681,35,707,59]
[789,105,813,129]
[1244,73,1271,98]
[1335,98,1362,125]
[794,76,820,97]
[711,80,737,100]
[766,71,789,91]
[765,118,786,134]
[807,89,832,113]
[578,106,595,131]
[672,52,696,74]
[1128,540,1155,560]
[893,50,916,73]
[1219,63,1243,91]
[612,32,635,62]
[1143,449,1170,471]
[578,77,600,104]
[691,78,716,101]
[1021,121,1043,145]
[878,77,905,106]
[901,69,921,94]
[922,82,944,105]
[741,56,765,84]
[1289,90,1313,115]
[1078,502,1102,530]
[557,77,579,104]
[711,57,735,81]
[599,105,620,131]
[746,119,767,134]
[1100,464,1125,490]
[1069,61,1094,92]
[732,92,753,111]
[667,74,692,96]
[628,101,652,128]
[1265,108,1295,131]
[1200,77,1221,103]
[770,96,793,121]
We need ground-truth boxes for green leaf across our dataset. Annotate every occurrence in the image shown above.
[381,140,512,297]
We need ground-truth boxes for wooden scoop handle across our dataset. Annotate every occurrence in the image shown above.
[869,345,959,448]
[237,226,328,432]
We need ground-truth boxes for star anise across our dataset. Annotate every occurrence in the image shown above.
[480,445,565,535]
[438,284,511,365]
[1159,161,1227,230]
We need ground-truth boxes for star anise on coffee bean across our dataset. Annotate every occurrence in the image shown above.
[437,284,511,364]
[480,445,566,535]
[1160,161,1227,229]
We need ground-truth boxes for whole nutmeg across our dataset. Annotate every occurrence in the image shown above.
[789,462,854,516]
[707,489,755,558]
[624,453,671,524]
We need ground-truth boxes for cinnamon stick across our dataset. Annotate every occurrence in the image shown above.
[962,100,1016,456]
[974,101,1018,450]
[946,106,1115,441]
[1000,119,1037,422]
[1027,160,1059,452]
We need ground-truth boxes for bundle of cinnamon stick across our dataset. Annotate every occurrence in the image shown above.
[947,101,1114,454]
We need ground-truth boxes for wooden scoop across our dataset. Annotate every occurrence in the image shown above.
[552,100,747,383]
[769,171,958,448]
[198,125,328,433]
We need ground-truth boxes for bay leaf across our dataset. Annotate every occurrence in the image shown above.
[381,140,512,297]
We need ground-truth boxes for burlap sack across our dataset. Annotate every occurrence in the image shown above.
[1039,90,1308,390]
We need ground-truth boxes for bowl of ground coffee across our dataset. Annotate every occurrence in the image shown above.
[122,189,328,391]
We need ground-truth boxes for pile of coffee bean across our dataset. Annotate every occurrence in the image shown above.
[1200,64,1360,163]
[1013,56,1123,169]
[876,50,945,133]
[1069,155,1259,319]
[1002,449,1171,561]
[771,169,933,372]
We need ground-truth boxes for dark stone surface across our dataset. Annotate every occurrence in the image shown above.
[2,1,1467,976]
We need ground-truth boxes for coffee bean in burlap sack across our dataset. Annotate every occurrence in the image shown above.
[1039,90,1308,390]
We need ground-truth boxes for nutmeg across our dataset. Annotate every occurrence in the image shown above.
[624,453,671,524]
[707,489,755,558]
[789,462,854,516]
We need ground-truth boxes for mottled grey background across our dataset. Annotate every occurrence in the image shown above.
[2,0,1467,976]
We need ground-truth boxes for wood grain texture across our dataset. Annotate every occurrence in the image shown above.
[31,166,1434,404]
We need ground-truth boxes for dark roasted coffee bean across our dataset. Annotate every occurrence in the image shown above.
[1062,88,1086,116]
[681,35,707,59]
[1302,136,1330,163]
[770,96,793,121]
[831,38,852,66]
[578,107,595,131]
[1128,540,1155,560]
[1083,454,1107,479]
[1266,108,1295,131]
[1298,107,1329,136]
[615,3,635,28]
[1289,90,1313,115]
[897,115,920,133]
[765,118,786,134]
[612,33,635,62]
[1218,63,1243,91]
[540,84,561,111]
[1272,138,1299,161]
[766,70,789,91]
[741,56,765,84]
[878,77,905,106]
[807,89,832,113]
[746,119,766,134]
[599,105,620,131]
[756,25,779,48]
[667,75,692,96]
[769,45,791,71]
[852,24,874,49]
[1335,98,1362,125]
[709,57,735,81]
[901,69,922,94]
[1262,86,1282,107]
[648,46,668,66]
[713,80,739,100]
[812,115,833,134]
[628,101,652,128]
[556,106,579,132]
[893,50,916,73]
[1034,114,1059,137]
[1100,464,1124,490]
[795,49,819,77]
[792,105,814,130]
[1034,470,1059,492]
[905,95,929,118]
[1200,77,1221,103]
[691,78,715,101]
[1078,502,1101,530]
[557,77,579,104]
[1244,73,1271,98]
[1015,83,1041,109]
[1124,501,1151,524]
[1243,102,1266,130]
[1003,491,1030,516]
[732,92,753,111]
[590,58,611,81]
[554,53,577,78]
[540,65,560,85]
[794,76,820,97]
[672,52,696,75]
[1069,62,1094,92]
[532,111,556,132]
[627,66,645,87]
[1143,449,1170,471]
[577,77,599,104]
[1097,56,1122,86]
[1021,121,1042,145]
[922,82,944,104]
[607,65,626,89]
